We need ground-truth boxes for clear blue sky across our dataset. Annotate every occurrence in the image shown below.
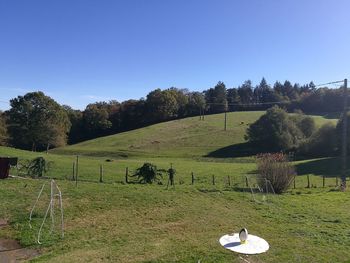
[0,0,349,110]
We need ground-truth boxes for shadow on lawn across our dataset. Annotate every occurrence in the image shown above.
[205,142,261,158]
[295,157,345,177]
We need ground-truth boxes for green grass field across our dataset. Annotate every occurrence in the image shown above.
[1,111,348,262]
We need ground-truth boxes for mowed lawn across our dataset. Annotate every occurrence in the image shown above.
[0,111,348,262]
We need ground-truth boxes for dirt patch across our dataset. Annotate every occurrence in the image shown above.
[0,219,40,262]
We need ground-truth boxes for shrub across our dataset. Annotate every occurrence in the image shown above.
[256,153,296,194]
[246,106,303,151]
[132,163,163,184]
[299,122,337,157]
[27,157,52,177]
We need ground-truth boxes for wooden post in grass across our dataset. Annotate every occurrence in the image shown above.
[75,156,79,187]
[293,175,296,189]
[227,176,231,186]
[125,167,129,183]
[72,162,75,181]
[99,165,103,183]
[212,175,215,185]
[307,175,310,188]
[323,176,325,188]
[191,172,194,185]
[245,177,249,187]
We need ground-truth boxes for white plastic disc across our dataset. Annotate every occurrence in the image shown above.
[219,233,269,254]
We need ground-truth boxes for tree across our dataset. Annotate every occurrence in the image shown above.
[0,111,8,146]
[168,88,189,117]
[254,78,275,103]
[146,89,179,122]
[238,80,253,104]
[336,112,350,152]
[246,106,303,151]
[227,88,240,110]
[205,81,228,113]
[299,122,337,157]
[186,92,206,116]
[7,92,71,151]
[83,102,112,139]
[63,106,84,144]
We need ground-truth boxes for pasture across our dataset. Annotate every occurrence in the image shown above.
[0,111,349,262]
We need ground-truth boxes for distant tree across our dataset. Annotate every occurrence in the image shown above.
[63,106,84,144]
[83,102,112,138]
[227,88,240,110]
[7,92,71,151]
[238,80,254,104]
[168,88,189,117]
[146,89,179,122]
[186,92,206,116]
[254,78,276,103]
[119,99,146,130]
[246,106,303,151]
[205,81,228,113]
[283,80,298,100]
[0,111,8,146]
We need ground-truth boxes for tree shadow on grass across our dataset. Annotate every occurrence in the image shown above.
[205,142,262,158]
[295,157,345,177]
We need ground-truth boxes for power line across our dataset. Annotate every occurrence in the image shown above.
[314,80,344,87]
[206,100,295,107]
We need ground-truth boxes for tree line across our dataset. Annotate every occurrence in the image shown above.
[0,78,347,151]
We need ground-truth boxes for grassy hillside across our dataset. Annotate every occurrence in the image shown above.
[52,111,337,159]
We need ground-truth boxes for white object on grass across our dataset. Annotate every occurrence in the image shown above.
[29,180,64,244]
[219,233,269,254]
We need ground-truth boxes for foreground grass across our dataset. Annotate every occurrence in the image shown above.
[0,178,349,262]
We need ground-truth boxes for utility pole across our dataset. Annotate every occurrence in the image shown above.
[341,78,348,191]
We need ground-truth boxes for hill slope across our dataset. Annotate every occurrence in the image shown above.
[52,111,337,159]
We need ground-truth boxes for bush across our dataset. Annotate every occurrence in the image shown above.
[299,122,337,157]
[132,163,163,184]
[246,106,303,151]
[27,157,52,177]
[256,153,296,194]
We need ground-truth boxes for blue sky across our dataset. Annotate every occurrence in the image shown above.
[0,0,349,110]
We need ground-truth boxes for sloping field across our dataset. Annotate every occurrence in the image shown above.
[52,111,337,158]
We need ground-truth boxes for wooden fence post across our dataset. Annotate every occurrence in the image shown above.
[99,164,103,183]
[294,175,296,189]
[323,176,325,188]
[125,167,129,183]
[191,172,194,185]
[72,162,75,181]
[307,175,310,188]
[245,177,249,187]
[212,175,215,185]
[75,156,79,187]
